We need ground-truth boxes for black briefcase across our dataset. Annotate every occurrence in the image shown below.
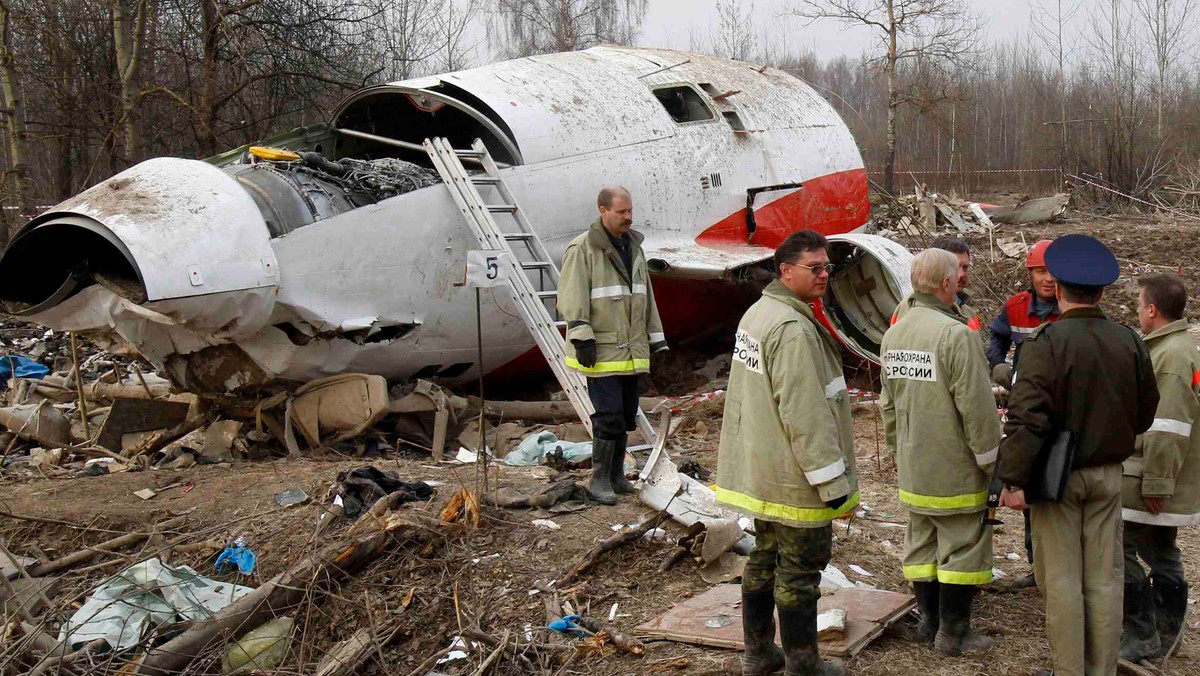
[1025,429,1075,503]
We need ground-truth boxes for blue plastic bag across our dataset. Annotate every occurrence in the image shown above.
[215,544,257,575]
[0,356,48,381]
[547,614,587,637]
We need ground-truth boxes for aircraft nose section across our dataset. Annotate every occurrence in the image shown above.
[0,157,279,335]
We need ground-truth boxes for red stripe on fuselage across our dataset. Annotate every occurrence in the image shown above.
[696,168,869,247]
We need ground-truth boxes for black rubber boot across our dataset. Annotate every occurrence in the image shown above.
[913,581,940,644]
[1120,579,1161,661]
[588,438,618,505]
[1153,577,1188,657]
[778,603,845,676]
[610,435,637,495]
[741,589,785,676]
[934,584,993,656]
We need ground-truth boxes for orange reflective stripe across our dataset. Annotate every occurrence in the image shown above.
[890,311,899,326]
[1192,370,1200,388]
[967,316,981,332]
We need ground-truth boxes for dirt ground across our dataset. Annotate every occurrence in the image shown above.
[4,209,1200,675]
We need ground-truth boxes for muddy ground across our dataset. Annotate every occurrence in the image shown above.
[3,209,1200,675]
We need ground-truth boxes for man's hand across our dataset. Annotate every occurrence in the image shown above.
[573,339,597,368]
[999,487,1028,511]
[1144,497,1166,515]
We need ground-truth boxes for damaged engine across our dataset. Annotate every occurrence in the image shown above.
[224,148,442,237]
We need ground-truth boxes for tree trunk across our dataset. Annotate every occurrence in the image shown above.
[0,0,27,241]
[882,0,898,196]
[197,0,220,157]
[112,0,147,164]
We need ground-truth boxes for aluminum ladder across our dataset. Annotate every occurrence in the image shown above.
[424,137,657,445]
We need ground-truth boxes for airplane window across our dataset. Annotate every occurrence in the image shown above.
[652,86,715,124]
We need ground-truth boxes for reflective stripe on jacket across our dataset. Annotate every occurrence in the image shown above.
[1123,319,1200,526]
[557,219,667,376]
[985,290,1059,368]
[880,293,1002,515]
[715,280,859,528]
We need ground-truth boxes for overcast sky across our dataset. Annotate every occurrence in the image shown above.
[637,0,1062,60]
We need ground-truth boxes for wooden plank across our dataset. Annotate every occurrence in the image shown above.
[96,397,190,452]
[635,584,915,658]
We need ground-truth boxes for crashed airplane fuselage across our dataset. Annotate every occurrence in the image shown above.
[0,46,906,393]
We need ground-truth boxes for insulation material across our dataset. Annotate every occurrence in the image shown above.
[287,374,389,450]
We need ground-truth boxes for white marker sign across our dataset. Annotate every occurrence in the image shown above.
[465,250,511,288]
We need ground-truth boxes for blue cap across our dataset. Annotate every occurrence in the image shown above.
[1044,234,1120,287]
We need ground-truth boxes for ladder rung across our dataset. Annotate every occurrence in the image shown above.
[552,321,567,328]
[504,233,533,242]
[522,261,551,271]
[455,149,485,159]
[537,291,557,299]
[487,204,518,213]
[471,176,501,185]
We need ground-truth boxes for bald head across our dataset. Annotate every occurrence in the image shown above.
[597,186,633,237]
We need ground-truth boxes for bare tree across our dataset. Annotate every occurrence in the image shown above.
[0,0,26,235]
[111,0,149,163]
[1030,0,1081,173]
[714,0,758,62]
[488,0,648,58]
[1087,0,1146,188]
[1134,0,1197,138]
[434,0,482,72]
[790,0,980,195]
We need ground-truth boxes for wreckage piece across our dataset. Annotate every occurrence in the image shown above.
[0,401,71,447]
[639,415,756,555]
[635,585,914,658]
[95,397,190,452]
[576,616,645,655]
[1,46,876,394]
[482,479,588,510]
[288,374,389,450]
[134,511,450,676]
[982,193,1070,225]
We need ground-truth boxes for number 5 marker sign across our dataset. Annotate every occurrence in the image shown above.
[465,250,511,288]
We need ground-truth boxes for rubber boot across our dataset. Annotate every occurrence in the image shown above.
[1153,577,1188,657]
[934,584,993,656]
[1120,579,1161,661]
[588,438,618,505]
[741,589,785,676]
[610,435,637,495]
[778,603,845,676]
[913,581,940,645]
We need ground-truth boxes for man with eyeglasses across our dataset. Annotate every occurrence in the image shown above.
[716,229,857,676]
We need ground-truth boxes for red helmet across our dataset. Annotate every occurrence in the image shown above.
[1026,239,1053,269]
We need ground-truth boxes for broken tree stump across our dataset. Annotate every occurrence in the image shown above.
[576,615,644,655]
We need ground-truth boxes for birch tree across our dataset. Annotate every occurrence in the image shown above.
[1134,0,1197,138]
[488,0,648,58]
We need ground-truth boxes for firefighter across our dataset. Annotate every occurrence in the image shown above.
[1120,273,1200,661]
[997,234,1159,676]
[557,186,668,505]
[891,236,981,331]
[880,248,1001,656]
[716,229,857,676]
[987,238,1059,587]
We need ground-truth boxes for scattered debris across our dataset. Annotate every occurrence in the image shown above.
[484,480,590,510]
[222,616,296,675]
[133,488,157,500]
[531,519,562,531]
[215,537,257,575]
[334,466,433,519]
[274,488,310,508]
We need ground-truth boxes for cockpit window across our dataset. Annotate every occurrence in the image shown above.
[652,86,715,125]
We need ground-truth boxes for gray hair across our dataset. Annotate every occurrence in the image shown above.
[910,248,959,295]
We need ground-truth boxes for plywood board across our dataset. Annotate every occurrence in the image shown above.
[636,584,915,658]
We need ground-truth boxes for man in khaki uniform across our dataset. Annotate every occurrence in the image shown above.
[1120,273,1200,661]
[997,235,1159,676]
[716,229,857,676]
[890,236,981,331]
[558,187,668,505]
[880,249,1001,656]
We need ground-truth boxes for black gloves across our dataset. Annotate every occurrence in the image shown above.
[573,339,597,368]
[825,494,848,510]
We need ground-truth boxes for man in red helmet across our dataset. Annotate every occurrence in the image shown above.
[986,239,1060,375]
[987,239,1060,590]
